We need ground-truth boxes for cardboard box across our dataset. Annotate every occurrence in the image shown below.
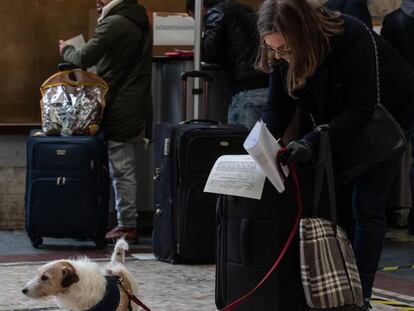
[153,12,195,46]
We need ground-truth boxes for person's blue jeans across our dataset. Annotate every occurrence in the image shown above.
[352,157,400,299]
[108,140,138,228]
[228,88,268,130]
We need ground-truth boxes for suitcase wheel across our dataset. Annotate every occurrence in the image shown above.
[94,238,107,249]
[30,236,43,248]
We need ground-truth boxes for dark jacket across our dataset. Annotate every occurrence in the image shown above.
[381,8,414,70]
[262,15,414,158]
[63,0,153,142]
[202,0,268,94]
[325,0,373,29]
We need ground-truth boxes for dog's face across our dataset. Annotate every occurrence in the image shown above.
[21,261,79,299]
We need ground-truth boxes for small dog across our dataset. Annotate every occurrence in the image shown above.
[21,238,139,311]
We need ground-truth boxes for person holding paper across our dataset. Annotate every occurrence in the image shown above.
[186,0,269,130]
[257,0,414,309]
[58,0,153,243]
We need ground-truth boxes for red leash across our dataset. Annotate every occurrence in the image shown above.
[220,148,303,311]
[118,277,152,311]
[129,294,152,311]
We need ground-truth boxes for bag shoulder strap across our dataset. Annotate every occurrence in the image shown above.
[312,127,338,229]
[348,16,381,107]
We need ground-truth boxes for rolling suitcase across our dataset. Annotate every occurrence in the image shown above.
[152,66,249,263]
[216,169,313,310]
[153,121,248,263]
[25,130,109,248]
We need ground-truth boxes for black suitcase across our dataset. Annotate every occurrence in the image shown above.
[153,121,248,263]
[25,130,109,248]
[216,172,312,311]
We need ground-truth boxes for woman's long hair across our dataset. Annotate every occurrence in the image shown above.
[256,0,344,96]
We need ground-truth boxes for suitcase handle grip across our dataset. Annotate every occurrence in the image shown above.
[181,70,213,81]
[180,119,220,125]
[58,62,85,71]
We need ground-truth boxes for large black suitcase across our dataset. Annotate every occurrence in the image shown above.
[216,174,312,311]
[25,130,109,248]
[153,121,249,263]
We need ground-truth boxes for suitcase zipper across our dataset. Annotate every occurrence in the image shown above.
[164,138,171,156]
[154,168,161,181]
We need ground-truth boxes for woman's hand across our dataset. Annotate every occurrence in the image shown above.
[58,40,67,56]
[280,139,313,164]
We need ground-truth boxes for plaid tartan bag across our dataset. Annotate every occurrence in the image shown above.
[300,128,364,309]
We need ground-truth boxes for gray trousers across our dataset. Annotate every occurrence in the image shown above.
[108,140,138,228]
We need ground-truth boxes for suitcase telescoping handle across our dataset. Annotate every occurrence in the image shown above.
[180,70,213,121]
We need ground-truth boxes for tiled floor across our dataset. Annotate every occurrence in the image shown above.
[1,230,414,310]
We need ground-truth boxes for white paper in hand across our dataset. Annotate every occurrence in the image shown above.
[204,155,266,200]
[65,34,85,51]
[64,35,97,73]
[243,120,288,193]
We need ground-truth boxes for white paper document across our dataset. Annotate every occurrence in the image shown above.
[64,35,97,73]
[243,120,288,193]
[204,155,266,200]
[65,34,85,51]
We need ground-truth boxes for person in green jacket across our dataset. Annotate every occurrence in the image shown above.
[59,0,153,242]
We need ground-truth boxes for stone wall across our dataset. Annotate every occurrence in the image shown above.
[0,168,25,230]
[0,135,27,230]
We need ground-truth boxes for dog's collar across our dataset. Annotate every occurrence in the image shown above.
[85,276,121,311]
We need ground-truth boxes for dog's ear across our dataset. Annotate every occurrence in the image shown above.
[61,265,79,288]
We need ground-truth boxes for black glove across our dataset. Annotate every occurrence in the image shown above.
[280,139,313,164]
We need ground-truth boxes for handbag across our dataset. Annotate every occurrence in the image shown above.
[300,127,364,309]
[338,102,406,183]
[337,19,406,183]
[40,70,108,136]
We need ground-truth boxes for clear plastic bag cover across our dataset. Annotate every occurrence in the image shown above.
[41,84,106,136]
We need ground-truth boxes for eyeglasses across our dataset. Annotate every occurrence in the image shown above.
[261,43,290,57]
